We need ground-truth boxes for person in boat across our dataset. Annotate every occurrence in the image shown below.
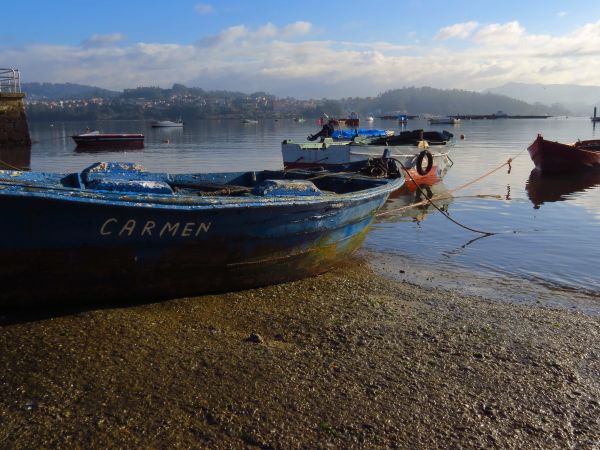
[307,119,336,141]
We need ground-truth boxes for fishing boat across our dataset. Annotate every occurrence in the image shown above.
[428,117,460,125]
[527,134,600,173]
[0,160,402,307]
[151,120,183,128]
[71,131,144,149]
[282,138,452,186]
[368,129,453,146]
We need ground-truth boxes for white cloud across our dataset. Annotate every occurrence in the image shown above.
[435,21,479,40]
[82,33,127,48]
[194,3,214,15]
[281,21,312,37]
[472,21,526,46]
[5,20,600,98]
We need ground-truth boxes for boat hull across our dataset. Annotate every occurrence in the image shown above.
[0,171,398,307]
[72,134,145,149]
[527,135,600,173]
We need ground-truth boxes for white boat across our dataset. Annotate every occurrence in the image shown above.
[242,119,258,124]
[428,117,460,125]
[281,138,452,184]
[151,120,183,128]
[366,116,375,122]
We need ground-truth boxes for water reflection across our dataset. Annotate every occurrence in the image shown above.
[0,146,31,170]
[526,169,600,208]
[377,182,452,223]
[74,145,144,154]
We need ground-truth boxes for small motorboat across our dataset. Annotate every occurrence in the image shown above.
[527,134,600,173]
[281,138,452,186]
[242,119,258,124]
[151,120,183,128]
[0,160,402,307]
[368,129,453,146]
[72,131,144,149]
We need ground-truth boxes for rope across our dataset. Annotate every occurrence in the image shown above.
[394,158,496,235]
[378,146,530,235]
[0,159,27,171]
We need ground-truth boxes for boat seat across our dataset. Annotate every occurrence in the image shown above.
[252,179,322,197]
[81,162,174,194]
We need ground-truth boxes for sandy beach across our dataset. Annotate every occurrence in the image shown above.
[1,255,599,448]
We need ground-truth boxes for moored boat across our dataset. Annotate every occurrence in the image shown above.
[428,117,460,125]
[368,129,453,146]
[282,138,452,186]
[72,131,144,149]
[0,161,402,307]
[527,134,600,173]
[151,120,183,128]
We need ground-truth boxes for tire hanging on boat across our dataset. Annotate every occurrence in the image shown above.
[415,150,434,176]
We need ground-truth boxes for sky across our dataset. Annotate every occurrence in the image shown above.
[3,0,600,98]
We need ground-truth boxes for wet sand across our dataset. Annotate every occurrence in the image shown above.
[1,256,599,448]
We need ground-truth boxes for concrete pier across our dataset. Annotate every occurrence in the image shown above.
[0,92,31,148]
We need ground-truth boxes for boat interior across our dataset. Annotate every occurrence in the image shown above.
[0,162,396,198]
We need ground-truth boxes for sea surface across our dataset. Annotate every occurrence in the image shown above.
[19,117,600,313]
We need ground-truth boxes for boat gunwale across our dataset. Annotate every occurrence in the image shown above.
[0,172,403,210]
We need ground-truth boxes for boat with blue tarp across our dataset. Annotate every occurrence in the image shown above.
[0,160,403,307]
[331,129,394,141]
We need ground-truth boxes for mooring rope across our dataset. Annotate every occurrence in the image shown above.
[377,146,530,235]
[0,159,27,171]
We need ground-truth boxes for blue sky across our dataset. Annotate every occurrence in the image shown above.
[3,1,600,97]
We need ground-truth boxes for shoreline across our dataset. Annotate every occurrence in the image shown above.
[1,256,599,448]
[365,249,600,316]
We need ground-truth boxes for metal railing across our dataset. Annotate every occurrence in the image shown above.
[0,68,21,93]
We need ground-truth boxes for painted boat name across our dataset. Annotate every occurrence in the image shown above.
[101,218,211,237]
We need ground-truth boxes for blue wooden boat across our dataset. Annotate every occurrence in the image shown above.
[0,161,403,307]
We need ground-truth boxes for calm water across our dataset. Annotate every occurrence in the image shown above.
[21,117,600,311]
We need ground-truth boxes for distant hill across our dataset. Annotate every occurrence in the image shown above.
[22,82,119,100]
[340,86,568,117]
[486,82,600,116]
[23,82,570,121]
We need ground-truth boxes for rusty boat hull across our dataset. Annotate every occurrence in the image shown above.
[0,162,402,307]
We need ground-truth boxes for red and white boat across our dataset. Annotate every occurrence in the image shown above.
[527,134,600,173]
[71,131,144,149]
[281,138,452,186]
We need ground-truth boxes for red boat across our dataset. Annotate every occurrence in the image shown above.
[72,131,144,149]
[527,134,600,172]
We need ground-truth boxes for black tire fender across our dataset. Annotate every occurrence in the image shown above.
[416,150,433,176]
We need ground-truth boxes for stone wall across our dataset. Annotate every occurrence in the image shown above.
[0,93,31,148]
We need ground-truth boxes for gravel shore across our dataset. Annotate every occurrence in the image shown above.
[1,256,599,448]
